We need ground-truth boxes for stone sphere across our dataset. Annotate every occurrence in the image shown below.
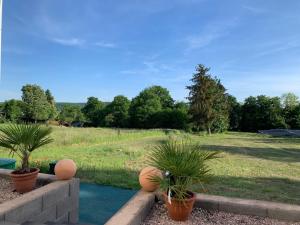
[139,166,162,192]
[54,159,77,180]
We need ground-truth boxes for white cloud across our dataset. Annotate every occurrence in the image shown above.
[243,5,266,14]
[120,60,174,76]
[94,42,116,48]
[51,38,85,47]
[184,19,238,51]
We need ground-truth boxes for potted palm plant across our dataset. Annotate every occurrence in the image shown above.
[148,140,219,221]
[0,124,53,193]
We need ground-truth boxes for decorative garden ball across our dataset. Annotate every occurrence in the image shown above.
[139,166,162,192]
[54,159,77,180]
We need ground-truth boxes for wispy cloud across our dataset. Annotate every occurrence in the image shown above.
[3,47,32,55]
[121,60,174,75]
[184,19,238,51]
[254,41,300,57]
[51,38,85,47]
[94,42,117,48]
[243,5,266,14]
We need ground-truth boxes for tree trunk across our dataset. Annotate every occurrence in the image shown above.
[207,126,211,135]
[22,154,30,173]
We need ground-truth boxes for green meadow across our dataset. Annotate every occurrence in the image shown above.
[0,126,299,204]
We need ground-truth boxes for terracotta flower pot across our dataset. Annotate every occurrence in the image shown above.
[10,168,40,193]
[163,191,196,221]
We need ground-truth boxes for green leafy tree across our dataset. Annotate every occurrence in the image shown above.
[45,89,58,119]
[59,105,85,125]
[281,93,299,109]
[281,93,300,129]
[82,97,104,126]
[149,109,189,129]
[129,86,174,128]
[227,95,242,131]
[241,95,287,131]
[186,64,228,134]
[284,104,300,129]
[21,84,52,122]
[2,100,24,122]
[105,95,130,127]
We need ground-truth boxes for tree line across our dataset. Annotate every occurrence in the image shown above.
[1,64,299,133]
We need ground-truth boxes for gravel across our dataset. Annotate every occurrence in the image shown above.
[0,178,21,204]
[142,202,300,225]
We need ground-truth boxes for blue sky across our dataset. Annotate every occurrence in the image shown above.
[1,0,300,102]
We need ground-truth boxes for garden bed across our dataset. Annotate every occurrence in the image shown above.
[0,169,79,224]
[105,191,300,225]
[142,201,300,225]
[0,178,21,204]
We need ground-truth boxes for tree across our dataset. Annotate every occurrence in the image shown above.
[21,84,52,122]
[129,86,174,128]
[240,95,287,131]
[186,64,228,134]
[45,89,58,120]
[59,105,85,125]
[281,93,300,129]
[105,95,130,127]
[227,95,242,131]
[82,97,104,126]
[2,100,23,122]
[281,93,299,109]
[144,85,174,109]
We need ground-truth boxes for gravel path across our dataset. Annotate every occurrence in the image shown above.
[0,178,21,204]
[142,202,300,225]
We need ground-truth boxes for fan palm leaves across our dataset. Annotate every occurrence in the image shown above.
[148,140,219,201]
[0,124,53,173]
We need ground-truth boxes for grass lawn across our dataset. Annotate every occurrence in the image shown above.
[0,126,299,205]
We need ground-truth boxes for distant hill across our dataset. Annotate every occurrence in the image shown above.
[56,102,86,111]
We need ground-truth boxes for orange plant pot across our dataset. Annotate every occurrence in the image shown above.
[163,191,196,221]
[10,168,39,193]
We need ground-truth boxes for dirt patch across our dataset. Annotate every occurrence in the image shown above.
[142,202,300,225]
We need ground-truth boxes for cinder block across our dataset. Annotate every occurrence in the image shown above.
[105,190,156,225]
[56,197,71,218]
[0,222,19,225]
[0,169,12,177]
[32,206,56,223]
[5,197,43,223]
[268,204,300,221]
[218,199,268,217]
[195,194,219,211]
[69,178,80,197]
[69,208,79,223]
[54,213,69,223]
[42,182,69,210]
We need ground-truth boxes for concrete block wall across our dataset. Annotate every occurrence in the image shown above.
[0,169,79,224]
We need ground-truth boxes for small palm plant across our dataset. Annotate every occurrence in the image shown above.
[148,140,219,221]
[0,124,53,173]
